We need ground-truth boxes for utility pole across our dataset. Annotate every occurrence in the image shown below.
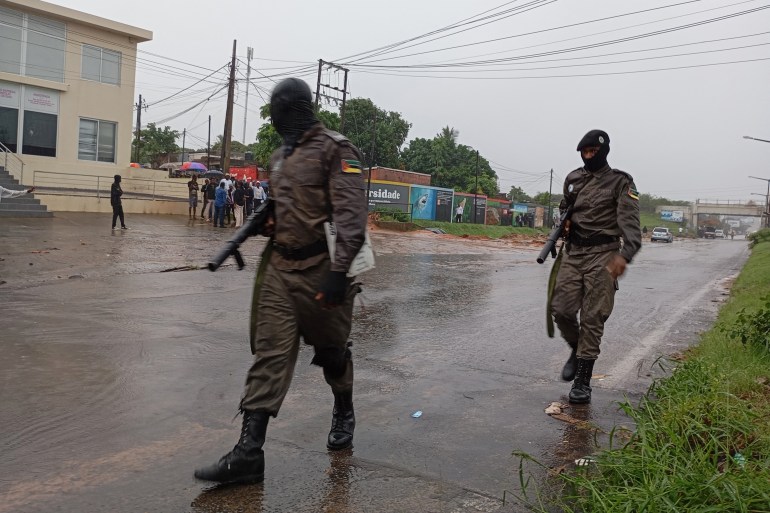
[221,40,237,175]
[547,168,553,227]
[181,128,186,164]
[207,115,211,170]
[315,59,323,111]
[749,175,770,227]
[473,150,479,224]
[366,110,377,205]
[242,46,253,145]
[340,68,349,133]
[314,59,349,131]
[133,94,143,163]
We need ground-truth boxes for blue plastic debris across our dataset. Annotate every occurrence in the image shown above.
[411,410,423,418]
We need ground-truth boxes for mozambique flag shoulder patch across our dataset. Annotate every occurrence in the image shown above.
[341,159,362,174]
[628,186,639,200]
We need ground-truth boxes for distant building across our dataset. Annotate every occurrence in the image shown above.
[0,0,152,184]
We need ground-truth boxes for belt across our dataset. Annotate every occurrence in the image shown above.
[272,239,328,260]
[569,233,619,247]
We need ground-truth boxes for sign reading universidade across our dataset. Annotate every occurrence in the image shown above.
[367,181,410,212]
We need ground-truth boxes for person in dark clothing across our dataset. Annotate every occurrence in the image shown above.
[200,179,211,220]
[194,77,367,486]
[111,175,127,230]
[550,129,641,404]
[244,180,255,217]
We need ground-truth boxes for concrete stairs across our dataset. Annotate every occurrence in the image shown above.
[0,166,53,218]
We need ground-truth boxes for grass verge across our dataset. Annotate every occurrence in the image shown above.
[411,219,545,239]
[516,229,770,512]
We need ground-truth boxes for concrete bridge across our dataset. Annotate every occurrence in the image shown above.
[692,199,765,217]
[655,200,766,229]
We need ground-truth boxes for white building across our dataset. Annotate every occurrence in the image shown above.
[0,1,172,213]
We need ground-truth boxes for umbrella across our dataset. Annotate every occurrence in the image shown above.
[181,162,207,172]
[129,162,141,168]
[160,163,180,170]
[203,170,224,179]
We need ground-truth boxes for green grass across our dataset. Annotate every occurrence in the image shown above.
[640,212,685,234]
[515,229,770,512]
[411,219,545,239]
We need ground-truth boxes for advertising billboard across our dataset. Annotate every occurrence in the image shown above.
[661,210,684,222]
[368,180,411,212]
[410,185,454,221]
[410,186,437,220]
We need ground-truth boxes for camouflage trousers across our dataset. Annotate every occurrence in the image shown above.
[240,259,357,415]
[551,249,618,359]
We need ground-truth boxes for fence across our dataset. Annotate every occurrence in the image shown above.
[0,141,25,183]
[31,170,189,203]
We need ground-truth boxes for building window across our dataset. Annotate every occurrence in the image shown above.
[0,106,19,152]
[0,82,59,157]
[81,45,121,85]
[0,7,23,76]
[26,16,66,82]
[0,7,65,82]
[22,111,57,157]
[78,118,116,163]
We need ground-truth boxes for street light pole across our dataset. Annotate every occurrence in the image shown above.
[749,175,770,228]
[743,135,770,144]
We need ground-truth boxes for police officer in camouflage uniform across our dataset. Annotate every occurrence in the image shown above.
[551,130,641,404]
[194,78,367,485]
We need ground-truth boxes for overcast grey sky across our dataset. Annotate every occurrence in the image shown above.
[59,0,770,200]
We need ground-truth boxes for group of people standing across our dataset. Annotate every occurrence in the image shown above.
[188,174,267,228]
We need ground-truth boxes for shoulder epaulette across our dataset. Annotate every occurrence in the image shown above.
[321,129,350,144]
[613,168,634,181]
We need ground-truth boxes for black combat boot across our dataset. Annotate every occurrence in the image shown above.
[327,390,355,450]
[194,410,270,484]
[561,344,578,382]
[568,358,595,404]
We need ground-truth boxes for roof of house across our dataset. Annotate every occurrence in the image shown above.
[3,0,153,42]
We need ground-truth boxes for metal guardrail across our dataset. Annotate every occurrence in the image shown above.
[0,141,25,184]
[31,170,189,202]
[695,199,757,206]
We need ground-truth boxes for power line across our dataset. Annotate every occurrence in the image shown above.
[347,5,770,69]
[348,0,758,65]
[147,64,230,107]
[351,55,770,80]
[344,0,560,64]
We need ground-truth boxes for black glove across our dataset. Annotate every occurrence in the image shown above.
[317,271,347,307]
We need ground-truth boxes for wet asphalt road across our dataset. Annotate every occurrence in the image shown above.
[0,213,750,513]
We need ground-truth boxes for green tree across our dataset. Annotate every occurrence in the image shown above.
[251,104,282,166]
[400,126,499,197]
[132,123,179,168]
[211,135,247,154]
[532,191,564,207]
[340,98,411,169]
[507,186,531,203]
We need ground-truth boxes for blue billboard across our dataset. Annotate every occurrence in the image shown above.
[410,186,437,220]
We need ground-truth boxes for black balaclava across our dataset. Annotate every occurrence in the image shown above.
[269,78,318,157]
[114,174,122,183]
[576,129,610,172]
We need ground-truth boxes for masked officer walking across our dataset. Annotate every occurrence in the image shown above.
[550,130,641,404]
[194,78,368,484]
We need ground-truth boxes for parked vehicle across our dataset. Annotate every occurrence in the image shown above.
[703,226,716,239]
[715,229,725,239]
[651,226,674,243]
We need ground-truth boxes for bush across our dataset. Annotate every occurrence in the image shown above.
[719,294,770,351]
[747,228,770,247]
[372,207,411,223]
